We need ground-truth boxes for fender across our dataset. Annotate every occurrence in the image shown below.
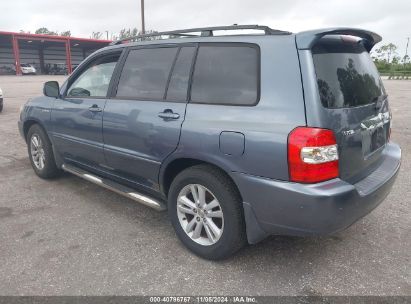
[159,148,237,193]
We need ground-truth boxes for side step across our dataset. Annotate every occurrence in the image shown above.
[62,164,166,211]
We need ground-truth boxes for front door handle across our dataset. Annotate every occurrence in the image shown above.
[89,104,102,113]
[158,109,180,120]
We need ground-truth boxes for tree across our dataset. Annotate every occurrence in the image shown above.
[91,32,103,39]
[143,30,160,41]
[391,56,401,64]
[35,27,58,35]
[116,28,160,41]
[374,43,398,63]
[119,28,139,39]
[60,31,71,37]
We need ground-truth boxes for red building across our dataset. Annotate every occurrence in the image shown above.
[0,31,111,75]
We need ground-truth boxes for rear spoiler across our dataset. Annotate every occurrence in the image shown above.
[296,28,382,52]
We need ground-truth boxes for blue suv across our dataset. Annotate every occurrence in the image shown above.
[18,25,401,259]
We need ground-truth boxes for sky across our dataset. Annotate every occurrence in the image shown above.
[0,0,410,57]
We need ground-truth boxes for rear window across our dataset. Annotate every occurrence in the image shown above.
[190,44,259,105]
[312,38,385,108]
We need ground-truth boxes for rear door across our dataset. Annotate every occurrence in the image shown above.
[102,44,196,190]
[310,37,390,182]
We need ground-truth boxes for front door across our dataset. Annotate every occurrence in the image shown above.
[103,45,196,190]
[51,51,121,167]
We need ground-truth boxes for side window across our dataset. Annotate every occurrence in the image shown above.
[190,45,259,105]
[166,46,196,101]
[67,53,120,97]
[116,47,178,100]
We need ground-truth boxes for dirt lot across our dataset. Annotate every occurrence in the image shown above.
[0,75,410,296]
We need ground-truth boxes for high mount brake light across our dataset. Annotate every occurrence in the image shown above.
[288,127,339,183]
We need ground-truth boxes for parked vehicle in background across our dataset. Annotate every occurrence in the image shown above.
[0,66,15,75]
[17,63,37,75]
[18,25,401,260]
[45,63,67,75]
[0,87,3,112]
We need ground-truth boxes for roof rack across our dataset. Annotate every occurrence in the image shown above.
[110,24,291,45]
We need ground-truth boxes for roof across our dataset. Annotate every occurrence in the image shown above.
[106,25,381,53]
[110,24,291,45]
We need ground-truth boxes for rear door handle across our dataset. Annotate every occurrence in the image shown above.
[158,109,180,120]
[89,104,102,113]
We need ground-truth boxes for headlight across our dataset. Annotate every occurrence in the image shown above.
[0,88,3,97]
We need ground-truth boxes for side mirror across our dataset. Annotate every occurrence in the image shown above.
[43,81,60,98]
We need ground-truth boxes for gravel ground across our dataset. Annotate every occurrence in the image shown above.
[0,75,409,296]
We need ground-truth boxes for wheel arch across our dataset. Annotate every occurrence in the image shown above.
[23,119,64,168]
[160,156,241,200]
[160,155,270,245]
[23,119,46,142]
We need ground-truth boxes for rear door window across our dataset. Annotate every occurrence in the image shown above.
[190,44,259,105]
[116,47,178,100]
[312,38,385,108]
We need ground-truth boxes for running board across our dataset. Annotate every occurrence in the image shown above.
[61,164,166,211]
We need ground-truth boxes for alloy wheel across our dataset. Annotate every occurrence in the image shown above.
[176,184,224,246]
[30,134,45,170]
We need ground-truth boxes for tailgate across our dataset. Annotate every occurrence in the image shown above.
[299,32,391,183]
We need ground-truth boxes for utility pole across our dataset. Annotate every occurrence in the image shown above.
[141,0,145,34]
[105,31,109,40]
[405,37,410,64]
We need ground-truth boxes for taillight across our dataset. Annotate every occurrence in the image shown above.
[288,127,339,183]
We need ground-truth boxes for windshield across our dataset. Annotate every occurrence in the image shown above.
[312,37,385,108]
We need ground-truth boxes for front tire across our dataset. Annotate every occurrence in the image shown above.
[27,124,60,179]
[168,165,246,260]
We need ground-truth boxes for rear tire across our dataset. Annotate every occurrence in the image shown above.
[27,124,60,179]
[168,164,246,260]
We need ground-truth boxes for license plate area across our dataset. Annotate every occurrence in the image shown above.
[371,126,386,152]
[361,112,388,158]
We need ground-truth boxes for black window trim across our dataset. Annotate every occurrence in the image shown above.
[63,48,125,100]
[188,42,261,107]
[109,42,198,103]
[164,45,199,102]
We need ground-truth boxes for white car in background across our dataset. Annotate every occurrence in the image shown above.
[21,63,37,75]
[0,87,3,112]
[14,63,37,75]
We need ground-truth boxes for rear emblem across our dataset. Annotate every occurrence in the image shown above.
[342,130,355,136]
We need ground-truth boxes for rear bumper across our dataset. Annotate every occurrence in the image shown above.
[232,142,401,243]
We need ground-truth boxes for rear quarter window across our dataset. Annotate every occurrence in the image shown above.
[312,38,385,108]
[190,44,259,106]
